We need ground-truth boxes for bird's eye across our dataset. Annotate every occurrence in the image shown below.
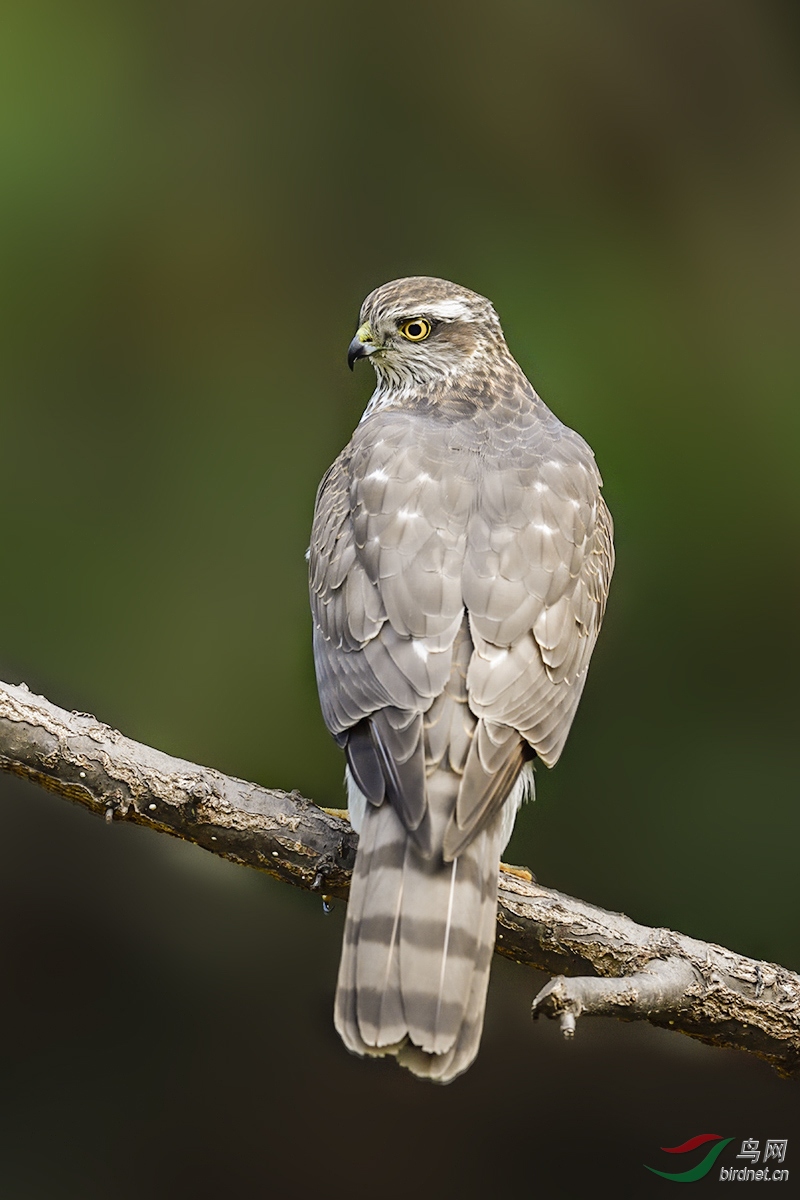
[399,318,432,342]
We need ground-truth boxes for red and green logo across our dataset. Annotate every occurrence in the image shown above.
[645,1134,734,1181]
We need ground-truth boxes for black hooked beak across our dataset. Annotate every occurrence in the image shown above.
[347,323,379,370]
[347,336,368,371]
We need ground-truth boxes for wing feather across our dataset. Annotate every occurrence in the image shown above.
[310,413,472,844]
[311,397,613,853]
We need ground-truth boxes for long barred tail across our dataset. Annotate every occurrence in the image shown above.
[334,771,505,1084]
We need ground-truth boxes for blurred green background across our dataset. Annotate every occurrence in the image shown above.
[1,0,798,1195]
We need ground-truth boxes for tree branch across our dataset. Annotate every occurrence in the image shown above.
[0,678,797,1078]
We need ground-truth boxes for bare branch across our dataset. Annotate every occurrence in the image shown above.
[0,678,798,1077]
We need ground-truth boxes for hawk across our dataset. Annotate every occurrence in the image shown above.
[309,277,613,1082]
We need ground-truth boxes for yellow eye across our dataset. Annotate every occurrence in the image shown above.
[399,317,432,342]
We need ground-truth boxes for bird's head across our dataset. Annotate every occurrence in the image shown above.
[348,277,509,392]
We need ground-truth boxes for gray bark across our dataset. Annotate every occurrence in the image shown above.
[0,678,797,1078]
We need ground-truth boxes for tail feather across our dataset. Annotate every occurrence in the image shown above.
[398,772,493,1057]
[335,801,407,1050]
[397,857,498,1081]
[333,614,522,1083]
[335,780,506,1083]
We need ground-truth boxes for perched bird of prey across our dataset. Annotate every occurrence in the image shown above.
[309,277,613,1082]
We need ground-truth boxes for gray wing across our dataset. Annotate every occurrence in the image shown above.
[310,412,470,843]
[310,403,613,859]
[444,423,614,856]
